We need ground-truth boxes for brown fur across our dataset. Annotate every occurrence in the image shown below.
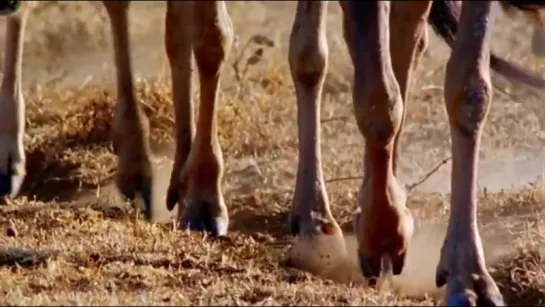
[2,1,545,305]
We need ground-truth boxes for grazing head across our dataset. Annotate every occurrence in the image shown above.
[0,0,20,16]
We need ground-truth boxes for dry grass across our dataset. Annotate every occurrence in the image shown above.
[0,1,544,305]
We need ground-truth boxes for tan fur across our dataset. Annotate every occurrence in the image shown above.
[0,1,522,304]
[0,1,33,198]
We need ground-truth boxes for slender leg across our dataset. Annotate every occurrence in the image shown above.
[436,2,504,306]
[289,1,343,239]
[0,3,31,199]
[176,1,233,236]
[531,24,545,76]
[103,1,154,219]
[164,1,195,213]
[340,1,414,285]
[389,1,432,174]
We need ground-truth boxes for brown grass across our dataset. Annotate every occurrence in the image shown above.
[0,1,544,305]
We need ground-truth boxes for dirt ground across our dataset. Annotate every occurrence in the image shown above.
[0,1,544,305]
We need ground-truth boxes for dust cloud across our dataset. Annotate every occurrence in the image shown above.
[288,222,517,298]
[78,148,530,299]
[73,151,177,224]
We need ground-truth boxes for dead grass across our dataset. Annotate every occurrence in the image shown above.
[0,1,544,305]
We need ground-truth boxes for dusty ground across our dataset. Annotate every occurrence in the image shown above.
[0,1,544,305]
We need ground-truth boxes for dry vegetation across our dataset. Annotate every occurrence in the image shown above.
[0,1,544,305]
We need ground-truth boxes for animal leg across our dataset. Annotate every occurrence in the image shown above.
[103,1,154,219]
[0,3,31,199]
[389,1,432,174]
[286,0,348,271]
[340,1,414,285]
[164,1,194,213]
[288,1,342,239]
[176,1,233,236]
[531,24,545,76]
[435,2,504,306]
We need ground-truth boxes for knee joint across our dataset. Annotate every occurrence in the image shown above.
[354,80,403,146]
[193,9,233,76]
[289,34,328,86]
[445,76,491,137]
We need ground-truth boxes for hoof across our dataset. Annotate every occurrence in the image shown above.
[166,185,179,211]
[117,181,153,221]
[446,294,474,307]
[287,224,347,275]
[358,252,381,286]
[357,252,409,286]
[0,172,24,198]
[436,262,505,306]
[353,208,412,285]
[445,293,505,307]
[476,294,505,307]
[436,239,505,307]
[290,214,340,237]
[289,215,302,236]
[180,215,228,237]
[179,200,228,237]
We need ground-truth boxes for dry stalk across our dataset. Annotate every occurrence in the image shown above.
[230,34,275,101]
[325,156,452,194]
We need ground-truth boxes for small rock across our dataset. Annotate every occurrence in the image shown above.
[6,220,18,237]
[6,226,18,237]
[254,232,273,243]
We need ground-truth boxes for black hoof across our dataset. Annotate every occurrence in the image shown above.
[289,215,301,236]
[0,172,24,198]
[117,182,153,221]
[180,215,228,237]
[445,293,505,307]
[180,200,228,237]
[166,185,179,211]
[391,251,407,276]
[358,252,381,287]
